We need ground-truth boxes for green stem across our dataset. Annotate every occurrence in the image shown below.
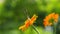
[32,25,40,34]
[53,23,57,34]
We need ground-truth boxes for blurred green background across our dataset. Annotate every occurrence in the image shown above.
[0,0,60,34]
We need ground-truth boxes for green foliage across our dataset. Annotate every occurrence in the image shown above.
[0,0,60,34]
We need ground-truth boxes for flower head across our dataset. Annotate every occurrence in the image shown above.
[19,14,38,31]
[43,13,59,27]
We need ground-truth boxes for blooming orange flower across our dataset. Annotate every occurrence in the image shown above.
[19,14,38,31]
[43,13,59,27]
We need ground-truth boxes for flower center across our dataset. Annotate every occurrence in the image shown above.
[49,18,54,23]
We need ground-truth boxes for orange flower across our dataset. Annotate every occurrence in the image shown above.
[19,14,38,31]
[43,13,59,27]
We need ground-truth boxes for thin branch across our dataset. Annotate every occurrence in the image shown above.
[32,25,40,34]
